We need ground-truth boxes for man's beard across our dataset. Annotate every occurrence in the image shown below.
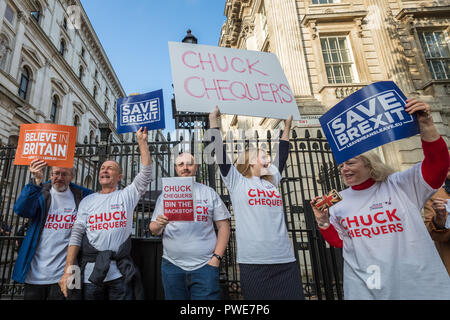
[52,183,69,192]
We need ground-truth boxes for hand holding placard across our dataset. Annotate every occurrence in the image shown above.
[319,81,419,164]
[162,177,195,221]
[117,90,165,134]
[29,159,47,185]
[14,124,77,168]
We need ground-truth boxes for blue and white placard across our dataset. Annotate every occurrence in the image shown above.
[319,81,419,164]
[117,89,165,134]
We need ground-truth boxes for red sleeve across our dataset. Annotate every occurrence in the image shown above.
[421,137,449,189]
[319,224,343,248]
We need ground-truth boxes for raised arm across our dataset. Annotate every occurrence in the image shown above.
[405,98,449,188]
[136,127,152,166]
[272,115,292,173]
[208,106,232,176]
[132,127,153,195]
[13,159,48,218]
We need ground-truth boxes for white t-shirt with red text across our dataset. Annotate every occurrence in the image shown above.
[221,165,296,264]
[26,187,77,284]
[152,182,230,271]
[330,163,450,299]
[74,183,142,283]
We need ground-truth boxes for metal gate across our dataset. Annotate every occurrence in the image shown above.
[0,124,344,300]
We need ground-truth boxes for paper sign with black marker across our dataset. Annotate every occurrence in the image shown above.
[117,89,165,134]
[319,81,419,164]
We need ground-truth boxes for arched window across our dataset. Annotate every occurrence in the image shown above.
[63,17,68,30]
[50,95,59,123]
[19,66,31,100]
[93,86,97,99]
[31,1,41,23]
[89,130,94,144]
[78,65,84,80]
[59,39,65,56]
[74,114,80,127]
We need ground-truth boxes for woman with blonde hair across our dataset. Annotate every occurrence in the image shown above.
[209,107,304,300]
[311,98,450,299]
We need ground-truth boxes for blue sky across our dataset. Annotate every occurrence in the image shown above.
[80,0,227,133]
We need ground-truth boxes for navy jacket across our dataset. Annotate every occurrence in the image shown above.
[12,182,93,283]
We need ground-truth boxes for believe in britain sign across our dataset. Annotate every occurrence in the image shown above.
[116,89,165,134]
[319,81,419,164]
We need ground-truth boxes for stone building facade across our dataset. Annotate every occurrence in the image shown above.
[0,0,126,146]
[219,0,450,170]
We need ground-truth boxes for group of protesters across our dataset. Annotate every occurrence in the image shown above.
[11,98,450,300]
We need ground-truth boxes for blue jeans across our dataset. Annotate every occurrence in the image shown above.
[161,258,221,300]
[83,277,133,300]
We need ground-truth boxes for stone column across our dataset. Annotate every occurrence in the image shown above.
[264,0,312,97]
[9,11,27,78]
[363,0,415,94]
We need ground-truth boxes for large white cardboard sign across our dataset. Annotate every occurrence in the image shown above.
[168,42,301,120]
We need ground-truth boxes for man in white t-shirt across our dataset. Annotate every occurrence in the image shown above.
[13,160,93,300]
[150,153,230,300]
[59,127,152,300]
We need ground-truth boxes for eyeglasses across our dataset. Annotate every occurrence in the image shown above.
[51,171,71,178]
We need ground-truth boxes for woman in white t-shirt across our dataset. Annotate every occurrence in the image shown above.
[209,107,304,300]
[311,98,450,299]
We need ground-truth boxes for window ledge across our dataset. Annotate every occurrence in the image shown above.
[302,10,367,25]
[318,83,370,99]
[396,6,450,20]
[420,79,450,92]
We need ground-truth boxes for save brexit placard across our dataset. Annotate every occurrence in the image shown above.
[116,89,165,134]
[162,177,195,221]
[14,123,77,168]
[168,42,301,120]
[319,81,419,164]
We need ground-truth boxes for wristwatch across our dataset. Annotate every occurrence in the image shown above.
[212,253,222,261]
[318,221,330,228]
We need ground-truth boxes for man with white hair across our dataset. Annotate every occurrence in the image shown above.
[13,160,93,300]
[150,152,230,300]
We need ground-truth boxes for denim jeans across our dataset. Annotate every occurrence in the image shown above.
[161,258,221,300]
[83,277,133,300]
[24,283,65,300]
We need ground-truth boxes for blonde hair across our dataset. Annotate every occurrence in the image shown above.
[235,148,274,185]
[357,150,396,182]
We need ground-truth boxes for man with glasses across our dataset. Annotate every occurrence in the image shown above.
[12,160,93,300]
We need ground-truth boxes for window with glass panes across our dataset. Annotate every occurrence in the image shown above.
[320,36,355,84]
[418,31,450,80]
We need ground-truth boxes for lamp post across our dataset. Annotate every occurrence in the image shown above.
[182,29,198,44]
[171,29,207,129]
[171,30,213,186]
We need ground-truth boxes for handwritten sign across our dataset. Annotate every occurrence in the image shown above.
[168,42,301,120]
[162,177,195,221]
[117,89,165,134]
[319,81,419,164]
[14,124,77,168]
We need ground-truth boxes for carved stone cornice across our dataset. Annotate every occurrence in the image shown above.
[301,11,367,39]
[396,5,450,20]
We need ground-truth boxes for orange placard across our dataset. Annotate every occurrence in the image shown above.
[14,124,77,168]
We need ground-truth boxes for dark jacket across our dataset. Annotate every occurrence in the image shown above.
[12,182,93,283]
[80,235,144,300]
